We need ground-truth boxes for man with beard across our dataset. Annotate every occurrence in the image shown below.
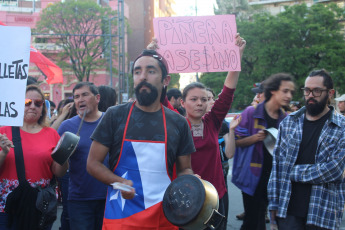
[268,69,345,230]
[86,49,196,229]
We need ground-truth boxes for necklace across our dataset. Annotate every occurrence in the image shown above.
[191,122,204,139]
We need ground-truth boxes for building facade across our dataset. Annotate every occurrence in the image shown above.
[248,0,345,15]
[1,0,175,106]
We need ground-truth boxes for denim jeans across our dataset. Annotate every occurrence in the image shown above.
[68,200,105,230]
[58,172,70,230]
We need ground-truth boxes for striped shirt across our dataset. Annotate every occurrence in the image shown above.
[268,106,345,229]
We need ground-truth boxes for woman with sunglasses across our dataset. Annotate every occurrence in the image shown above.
[0,85,68,230]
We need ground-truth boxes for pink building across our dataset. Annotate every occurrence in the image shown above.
[0,0,128,105]
[1,0,175,105]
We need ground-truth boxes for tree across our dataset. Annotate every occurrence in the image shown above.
[201,3,345,109]
[35,0,117,82]
[168,73,180,90]
[215,0,264,21]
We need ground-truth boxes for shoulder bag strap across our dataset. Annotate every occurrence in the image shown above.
[11,126,27,184]
[11,126,57,187]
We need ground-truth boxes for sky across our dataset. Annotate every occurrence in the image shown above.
[170,0,218,89]
[172,0,217,16]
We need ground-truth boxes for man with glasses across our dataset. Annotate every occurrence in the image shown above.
[268,69,345,230]
[232,73,295,230]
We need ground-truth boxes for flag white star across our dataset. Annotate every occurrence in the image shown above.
[109,171,129,211]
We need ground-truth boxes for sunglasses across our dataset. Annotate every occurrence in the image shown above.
[25,99,44,107]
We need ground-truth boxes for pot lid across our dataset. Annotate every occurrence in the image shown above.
[263,127,278,156]
[163,175,206,226]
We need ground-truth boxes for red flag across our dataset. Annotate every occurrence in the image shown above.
[0,20,63,84]
[29,46,63,84]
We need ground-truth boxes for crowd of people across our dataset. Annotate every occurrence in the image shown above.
[1,32,345,230]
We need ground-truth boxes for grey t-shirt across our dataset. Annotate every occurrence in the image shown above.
[91,102,195,177]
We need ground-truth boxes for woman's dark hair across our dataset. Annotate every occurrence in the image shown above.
[56,98,76,120]
[206,88,215,97]
[182,82,206,101]
[98,85,117,112]
[26,85,47,126]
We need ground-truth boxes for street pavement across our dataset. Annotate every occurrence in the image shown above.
[52,159,345,230]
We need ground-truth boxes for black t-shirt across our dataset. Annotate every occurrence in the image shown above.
[255,108,278,197]
[287,110,332,217]
[91,102,196,177]
[262,108,278,177]
[219,121,229,162]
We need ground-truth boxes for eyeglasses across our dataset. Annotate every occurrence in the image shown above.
[301,88,328,97]
[25,99,44,107]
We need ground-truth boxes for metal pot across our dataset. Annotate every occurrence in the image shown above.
[51,110,86,165]
[163,175,224,230]
[51,131,79,165]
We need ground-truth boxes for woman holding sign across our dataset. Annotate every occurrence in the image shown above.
[0,85,68,230]
[180,33,246,229]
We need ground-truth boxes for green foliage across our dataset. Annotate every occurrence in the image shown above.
[215,0,264,21]
[202,3,345,109]
[35,0,117,82]
[168,73,180,89]
[200,72,254,112]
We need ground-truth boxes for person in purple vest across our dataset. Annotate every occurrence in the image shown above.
[232,73,295,230]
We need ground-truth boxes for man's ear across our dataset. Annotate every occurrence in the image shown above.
[329,89,335,98]
[163,75,171,87]
[181,98,186,108]
[96,94,101,103]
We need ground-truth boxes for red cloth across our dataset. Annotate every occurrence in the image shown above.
[103,202,177,230]
[190,86,235,198]
[30,46,63,84]
[0,126,60,212]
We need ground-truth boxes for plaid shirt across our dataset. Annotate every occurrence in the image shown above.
[268,106,345,230]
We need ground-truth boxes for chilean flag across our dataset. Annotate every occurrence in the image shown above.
[102,141,178,230]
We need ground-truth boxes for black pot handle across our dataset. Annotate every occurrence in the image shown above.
[205,209,225,230]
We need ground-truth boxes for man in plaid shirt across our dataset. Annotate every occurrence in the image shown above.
[268,69,345,230]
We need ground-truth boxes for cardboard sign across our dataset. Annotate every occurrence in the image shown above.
[153,15,240,73]
[0,26,31,126]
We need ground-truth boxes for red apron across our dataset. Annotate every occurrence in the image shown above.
[102,102,177,230]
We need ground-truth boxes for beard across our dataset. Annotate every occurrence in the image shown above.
[305,94,328,116]
[135,81,159,106]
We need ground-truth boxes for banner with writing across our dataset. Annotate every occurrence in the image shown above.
[153,15,240,73]
[0,26,31,126]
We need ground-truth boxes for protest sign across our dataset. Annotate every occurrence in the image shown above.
[153,15,240,73]
[0,26,31,126]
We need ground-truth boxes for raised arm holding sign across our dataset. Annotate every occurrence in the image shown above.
[153,15,240,73]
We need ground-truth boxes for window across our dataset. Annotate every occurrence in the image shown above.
[64,92,73,100]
